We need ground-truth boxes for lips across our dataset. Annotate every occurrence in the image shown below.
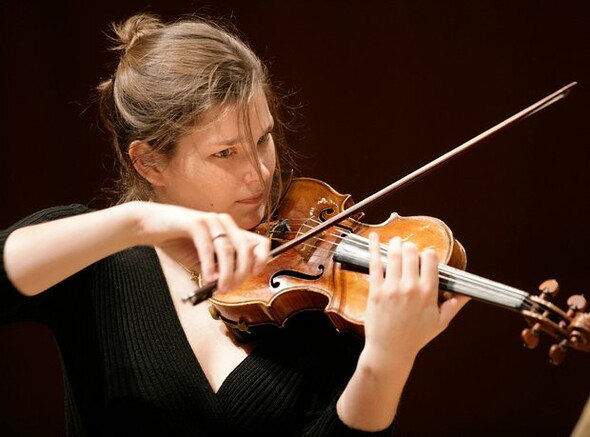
[237,194,264,204]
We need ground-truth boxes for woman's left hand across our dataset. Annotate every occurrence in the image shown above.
[336,233,469,431]
[363,233,469,363]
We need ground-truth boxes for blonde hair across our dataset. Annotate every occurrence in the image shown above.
[96,13,292,216]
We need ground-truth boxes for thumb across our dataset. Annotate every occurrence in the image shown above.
[438,294,470,328]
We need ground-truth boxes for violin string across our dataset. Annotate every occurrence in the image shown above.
[438,266,531,308]
[266,218,548,314]
[269,225,564,327]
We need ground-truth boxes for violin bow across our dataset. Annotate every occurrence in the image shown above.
[187,81,577,303]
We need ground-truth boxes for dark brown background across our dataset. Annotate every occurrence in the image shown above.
[1,1,589,435]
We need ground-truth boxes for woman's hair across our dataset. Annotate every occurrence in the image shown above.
[96,13,293,218]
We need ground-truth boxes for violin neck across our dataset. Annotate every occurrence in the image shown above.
[333,233,528,311]
[438,264,526,310]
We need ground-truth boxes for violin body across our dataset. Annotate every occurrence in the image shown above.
[209,178,467,336]
[206,177,590,363]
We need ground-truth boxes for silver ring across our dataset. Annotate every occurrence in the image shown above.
[212,232,228,241]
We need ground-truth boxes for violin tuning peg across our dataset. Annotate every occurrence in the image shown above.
[549,340,568,365]
[521,323,540,349]
[567,294,588,312]
[538,279,559,299]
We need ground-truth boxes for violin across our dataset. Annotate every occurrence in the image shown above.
[206,177,590,365]
[187,81,589,364]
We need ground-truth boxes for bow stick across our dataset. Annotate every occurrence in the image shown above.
[186,81,577,304]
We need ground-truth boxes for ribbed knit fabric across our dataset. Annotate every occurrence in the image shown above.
[1,205,395,436]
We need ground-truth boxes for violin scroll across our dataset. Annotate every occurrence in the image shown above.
[521,279,590,365]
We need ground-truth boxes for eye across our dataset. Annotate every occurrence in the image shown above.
[213,148,235,158]
[258,132,272,145]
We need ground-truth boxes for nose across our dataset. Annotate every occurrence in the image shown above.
[243,155,268,187]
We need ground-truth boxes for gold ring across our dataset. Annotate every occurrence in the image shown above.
[212,232,228,241]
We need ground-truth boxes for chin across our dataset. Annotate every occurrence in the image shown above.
[237,207,266,230]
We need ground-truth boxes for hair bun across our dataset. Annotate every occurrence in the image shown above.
[110,13,163,55]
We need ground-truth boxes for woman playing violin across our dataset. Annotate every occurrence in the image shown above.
[0,13,468,435]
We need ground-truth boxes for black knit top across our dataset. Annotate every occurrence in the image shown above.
[0,205,394,436]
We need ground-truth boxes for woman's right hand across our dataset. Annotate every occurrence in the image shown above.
[4,201,270,296]
[133,201,270,291]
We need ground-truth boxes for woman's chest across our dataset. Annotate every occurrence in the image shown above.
[173,300,255,393]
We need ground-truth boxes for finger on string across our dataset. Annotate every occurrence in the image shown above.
[368,232,384,291]
[384,237,403,288]
[420,248,439,304]
[401,239,419,281]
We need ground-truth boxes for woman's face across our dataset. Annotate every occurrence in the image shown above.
[154,88,276,230]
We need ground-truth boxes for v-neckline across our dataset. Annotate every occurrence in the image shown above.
[148,247,257,396]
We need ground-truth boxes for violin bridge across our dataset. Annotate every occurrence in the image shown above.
[296,218,325,262]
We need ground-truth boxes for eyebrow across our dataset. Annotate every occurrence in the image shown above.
[211,136,240,147]
[209,119,274,147]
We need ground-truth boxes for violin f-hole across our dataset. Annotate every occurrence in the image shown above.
[270,265,325,289]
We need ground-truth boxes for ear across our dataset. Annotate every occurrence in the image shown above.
[128,140,166,187]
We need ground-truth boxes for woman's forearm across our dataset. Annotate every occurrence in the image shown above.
[3,202,143,296]
[336,347,415,431]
